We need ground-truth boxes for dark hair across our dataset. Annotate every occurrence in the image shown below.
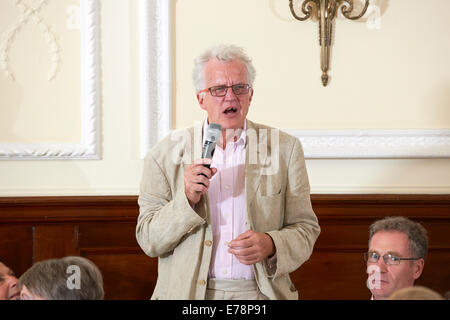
[369,216,428,259]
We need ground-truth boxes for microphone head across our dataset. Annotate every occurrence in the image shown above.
[205,123,222,143]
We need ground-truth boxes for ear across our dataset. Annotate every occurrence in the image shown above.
[413,258,425,280]
[197,93,207,111]
[248,88,254,103]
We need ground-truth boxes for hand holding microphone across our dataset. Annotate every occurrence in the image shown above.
[184,123,221,207]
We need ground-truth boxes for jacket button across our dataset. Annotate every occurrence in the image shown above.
[198,280,206,286]
[205,240,212,247]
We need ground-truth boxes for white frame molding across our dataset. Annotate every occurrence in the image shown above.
[139,0,450,159]
[139,0,171,159]
[0,0,101,160]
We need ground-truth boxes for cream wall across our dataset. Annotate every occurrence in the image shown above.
[0,0,449,196]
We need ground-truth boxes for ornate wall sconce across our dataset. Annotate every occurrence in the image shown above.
[289,0,369,86]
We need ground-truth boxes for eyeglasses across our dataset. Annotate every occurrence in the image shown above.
[199,84,251,97]
[363,252,421,265]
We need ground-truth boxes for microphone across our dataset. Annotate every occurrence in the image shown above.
[198,123,221,185]
[201,122,222,167]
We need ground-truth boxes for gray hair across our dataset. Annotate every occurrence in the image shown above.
[369,216,428,260]
[19,256,104,300]
[192,44,256,93]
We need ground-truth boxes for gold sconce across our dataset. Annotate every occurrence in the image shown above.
[289,0,370,86]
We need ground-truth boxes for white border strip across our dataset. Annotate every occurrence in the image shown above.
[139,0,450,159]
[0,0,101,160]
[139,0,171,159]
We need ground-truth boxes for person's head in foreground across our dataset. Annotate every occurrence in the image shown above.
[0,261,20,300]
[19,256,104,300]
[388,285,444,300]
[365,216,428,300]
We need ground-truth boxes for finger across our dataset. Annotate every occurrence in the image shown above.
[192,166,214,179]
[187,182,208,194]
[194,158,213,166]
[229,246,257,257]
[228,238,252,249]
[230,230,253,243]
[234,254,260,265]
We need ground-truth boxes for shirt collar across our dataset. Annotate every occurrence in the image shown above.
[202,119,247,148]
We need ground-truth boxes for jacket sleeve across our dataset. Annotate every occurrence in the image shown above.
[136,152,206,257]
[266,138,321,278]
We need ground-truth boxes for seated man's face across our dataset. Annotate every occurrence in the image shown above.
[367,231,424,300]
[0,262,20,300]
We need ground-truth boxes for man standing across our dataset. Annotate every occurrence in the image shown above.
[365,216,428,300]
[136,44,320,300]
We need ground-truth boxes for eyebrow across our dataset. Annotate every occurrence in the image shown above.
[369,250,402,257]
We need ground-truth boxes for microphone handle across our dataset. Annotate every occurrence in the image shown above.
[199,164,210,182]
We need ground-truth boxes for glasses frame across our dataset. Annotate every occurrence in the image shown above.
[363,252,421,265]
[199,84,252,97]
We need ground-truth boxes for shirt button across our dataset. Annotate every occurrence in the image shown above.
[198,280,206,286]
[224,185,230,190]
[205,240,212,247]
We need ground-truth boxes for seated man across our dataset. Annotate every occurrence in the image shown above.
[19,256,104,300]
[0,261,20,300]
[365,216,428,300]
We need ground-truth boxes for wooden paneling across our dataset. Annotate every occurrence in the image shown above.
[0,225,33,276]
[0,195,449,300]
[34,225,79,261]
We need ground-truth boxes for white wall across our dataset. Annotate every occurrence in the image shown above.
[0,0,449,196]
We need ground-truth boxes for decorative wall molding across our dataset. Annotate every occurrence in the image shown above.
[139,0,171,159]
[286,129,450,158]
[0,0,60,82]
[140,0,450,159]
[0,0,101,160]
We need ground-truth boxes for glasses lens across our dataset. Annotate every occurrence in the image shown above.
[232,84,249,95]
[385,254,400,265]
[365,252,379,263]
[210,86,227,97]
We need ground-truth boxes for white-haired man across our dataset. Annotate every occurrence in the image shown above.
[136,44,320,300]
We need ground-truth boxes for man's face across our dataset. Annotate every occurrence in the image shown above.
[367,231,424,300]
[197,58,253,130]
[0,262,20,300]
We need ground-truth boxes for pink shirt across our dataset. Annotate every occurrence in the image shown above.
[204,120,255,280]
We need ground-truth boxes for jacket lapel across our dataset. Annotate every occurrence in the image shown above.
[245,120,266,208]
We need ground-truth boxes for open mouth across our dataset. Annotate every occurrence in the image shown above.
[224,107,237,114]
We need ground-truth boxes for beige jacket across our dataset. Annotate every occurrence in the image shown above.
[136,120,320,300]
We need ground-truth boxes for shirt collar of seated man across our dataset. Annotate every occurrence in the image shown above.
[0,262,20,300]
[197,57,253,150]
[367,231,425,300]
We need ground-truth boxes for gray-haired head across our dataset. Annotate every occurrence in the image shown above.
[192,44,256,93]
[369,216,429,260]
[19,256,104,300]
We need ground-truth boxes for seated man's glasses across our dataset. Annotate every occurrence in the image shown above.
[363,252,421,265]
[199,84,251,97]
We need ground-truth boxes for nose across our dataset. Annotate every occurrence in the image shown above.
[224,86,238,100]
[375,257,388,272]
[8,276,19,289]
